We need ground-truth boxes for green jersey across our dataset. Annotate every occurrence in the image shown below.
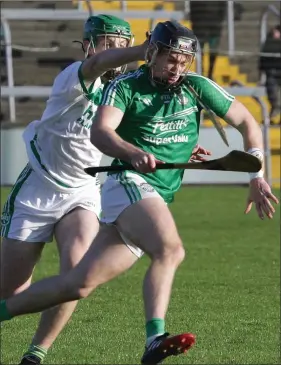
[100,65,235,203]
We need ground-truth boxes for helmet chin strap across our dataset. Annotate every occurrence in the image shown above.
[85,36,96,58]
[72,40,87,55]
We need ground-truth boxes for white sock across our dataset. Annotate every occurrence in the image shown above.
[146,333,165,347]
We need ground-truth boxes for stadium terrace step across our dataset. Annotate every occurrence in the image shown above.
[12,60,62,85]
[1,1,74,9]
[1,99,47,125]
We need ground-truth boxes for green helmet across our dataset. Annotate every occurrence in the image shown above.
[82,14,134,80]
[83,14,133,46]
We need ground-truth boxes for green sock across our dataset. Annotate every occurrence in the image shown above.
[0,300,13,322]
[146,318,165,339]
[23,344,48,362]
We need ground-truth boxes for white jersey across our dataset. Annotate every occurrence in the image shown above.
[23,61,103,192]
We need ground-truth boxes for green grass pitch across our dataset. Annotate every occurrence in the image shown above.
[0,185,280,364]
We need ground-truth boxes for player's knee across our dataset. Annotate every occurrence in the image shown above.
[153,237,185,266]
[65,278,96,300]
[168,242,185,266]
[60,272,94,300]
[72,287,88,299]
[61,284,92,301]
[74,284,96,300]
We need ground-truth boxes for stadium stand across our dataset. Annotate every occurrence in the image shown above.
[1,1,280,122]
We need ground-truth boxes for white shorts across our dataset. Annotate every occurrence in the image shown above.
[1,164,101,243]
[101,171,163,258]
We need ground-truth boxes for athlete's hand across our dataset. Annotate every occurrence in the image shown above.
[189,144,212,162]
[130,151,164,173]
[245,178,279,219]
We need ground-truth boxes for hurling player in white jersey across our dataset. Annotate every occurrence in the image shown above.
[0,14,149,365]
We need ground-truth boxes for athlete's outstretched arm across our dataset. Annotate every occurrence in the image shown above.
[223,99,279,218]
[81,43,146,81]
[223,99,263,152]
[191,75,278,219]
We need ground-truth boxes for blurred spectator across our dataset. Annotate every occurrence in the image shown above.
[189,1,226,80]
[0,21,4,60]
[259,25,281,122]
[189,1,244,80]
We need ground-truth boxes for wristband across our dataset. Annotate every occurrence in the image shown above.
[247,148,264,180]
[249,170,264,180]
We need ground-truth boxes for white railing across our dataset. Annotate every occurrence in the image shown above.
[227,1,235,56]
[260,4,280,45]
[1,17,15,122]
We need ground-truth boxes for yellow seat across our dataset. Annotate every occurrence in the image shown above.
[180,20,192,29]
[126,1,174,11]
[81,1,122,11]
[270,127,281,150]
[128,18,151,43]
[78,1,175,11]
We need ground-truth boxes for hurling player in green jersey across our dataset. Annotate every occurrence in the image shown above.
[0,20,279,365]
[92,20,278,362]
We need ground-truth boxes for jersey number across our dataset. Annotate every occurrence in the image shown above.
[77,108,94,129]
